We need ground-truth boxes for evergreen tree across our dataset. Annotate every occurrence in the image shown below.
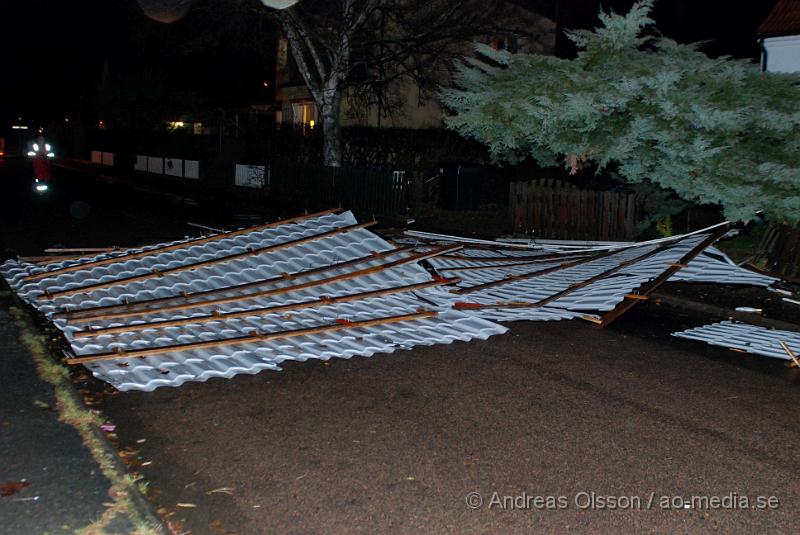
[440,0,800,223]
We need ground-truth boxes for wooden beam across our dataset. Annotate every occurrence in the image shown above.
[454,246,625,295]
[599,225,732,328]
[436,255,591,273]
[25,208,341,281]
[66,310,439,365]
[438,249,589,263]
[779,341,800,368]
[526,245,670,308]
[39,220,374,301]
[43,247,121,253]
[72,279,455,338]
[64,245,460,323]
[55,246,415,320]
[450,229,723,310]
[20,255,95,264]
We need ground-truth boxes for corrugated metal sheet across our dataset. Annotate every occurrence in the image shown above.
[434,238,705,321]
[1,211,507,391]
[673,321,800,361]
[401,224,775,323]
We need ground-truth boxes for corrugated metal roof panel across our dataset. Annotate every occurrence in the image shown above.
[673,321,800,361]
[2,211,507,391]
[405,227,776,323]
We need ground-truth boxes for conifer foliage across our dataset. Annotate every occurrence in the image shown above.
[441,0,800,222]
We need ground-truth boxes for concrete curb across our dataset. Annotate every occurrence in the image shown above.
[6,289,168,534]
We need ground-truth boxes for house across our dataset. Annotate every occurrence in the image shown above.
[758,0,800,73]
[274,4,556,129]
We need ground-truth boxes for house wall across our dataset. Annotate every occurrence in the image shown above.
[274,6,556,130]
[763,35,800,73]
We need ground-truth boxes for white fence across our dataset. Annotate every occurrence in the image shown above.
[165,158,182,177]
[147,156,164,174]
[90,151,114,167]
[135,155,200,179]
[234,164,267,188]
[184,160,199,179]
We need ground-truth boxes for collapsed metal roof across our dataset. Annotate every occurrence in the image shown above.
[2,211,787,392]
[401,224,777,324]
[1,210,507,391]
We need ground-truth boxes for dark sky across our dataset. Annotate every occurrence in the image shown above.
[549,0,778,59]
[0,0,125,121]
[0,0,274,123]
[0,0,779,123]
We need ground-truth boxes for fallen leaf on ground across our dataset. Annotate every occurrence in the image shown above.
[1,480,31,497]
[206,487,234,495]
[209,518,224,528]
[33,400,53,411]
[176,502,197,508]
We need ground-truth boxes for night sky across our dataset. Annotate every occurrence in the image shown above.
[0,0,779,124]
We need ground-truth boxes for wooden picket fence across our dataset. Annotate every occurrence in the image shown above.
[509,179,639,240]
[751,223,800,281]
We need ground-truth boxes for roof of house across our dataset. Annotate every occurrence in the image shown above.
[758,0,800,37]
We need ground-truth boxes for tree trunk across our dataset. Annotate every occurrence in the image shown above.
[321,78,343,167]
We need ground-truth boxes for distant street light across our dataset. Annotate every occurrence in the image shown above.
[137,0,192,23]
[260,0,300,9]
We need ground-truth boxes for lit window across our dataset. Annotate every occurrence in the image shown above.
[291,101,317,128]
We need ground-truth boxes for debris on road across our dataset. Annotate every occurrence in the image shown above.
[4,208,798,391]
[402,223,779,325]
[1,209,506,391]
[1,480,31,497]
[673,321,800,362]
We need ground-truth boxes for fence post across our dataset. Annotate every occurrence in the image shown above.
[410,171,424,216]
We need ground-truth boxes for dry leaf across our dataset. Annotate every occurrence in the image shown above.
[1,480,31,497]
[206,487,234,495]
[176,502,197,508]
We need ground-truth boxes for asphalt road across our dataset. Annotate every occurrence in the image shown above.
[101,310,800,534]
[2,158,799,534]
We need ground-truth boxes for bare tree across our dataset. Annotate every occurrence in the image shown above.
[274,0,538,166]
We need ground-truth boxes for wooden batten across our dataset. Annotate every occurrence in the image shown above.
[453,246,624,295]
[64,245,460,324]
[66,310,439,364]
[779,341,800,368]
[56,246,416,320]
[436,255,591,273]
[43,247,121,253]
[39,219,374,302]
[26,207,342,282]
[599,225,731,327]
[72,279,454,338]
[438,249,589,263]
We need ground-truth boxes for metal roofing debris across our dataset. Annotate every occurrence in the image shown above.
[1,210,507,391]
[3,210,790,392]
[402,222,778,324]
[673,321,800,362]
